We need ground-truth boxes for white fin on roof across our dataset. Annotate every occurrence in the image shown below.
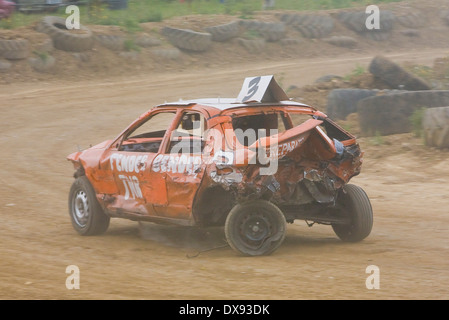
[236,75,289,103]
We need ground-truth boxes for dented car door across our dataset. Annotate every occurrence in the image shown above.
[103,110,179,216]
[151,111,208,221]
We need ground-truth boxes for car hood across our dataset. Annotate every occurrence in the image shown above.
[67,139,112,162]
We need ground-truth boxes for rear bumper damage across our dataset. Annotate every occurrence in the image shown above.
[209,142,361,203]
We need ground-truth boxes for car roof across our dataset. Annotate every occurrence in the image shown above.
[156,98,313,111]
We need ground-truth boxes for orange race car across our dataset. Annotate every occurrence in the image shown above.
[67,76,373,256]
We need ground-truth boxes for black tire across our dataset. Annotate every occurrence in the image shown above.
[38,16,94,52]
[240,20,286,42]
[397,12,425,29]
[0,38,29,60]
[336,11,367,33]
[94,34,124,51]
[423,106,449,148]
[68,176,110,236]
[369,55,431,91]
[337,10,395,33]
[259,22,286,42]
[291,15,334,39]
[357,90,449,136]
[326,89,377,120]
[280,13,334,36]
[205,21,241,42]
[225,200,286,256]
[332,184,373,242]
[161,27,212,52]
[237,38,265,53]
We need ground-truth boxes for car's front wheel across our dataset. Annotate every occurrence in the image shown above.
[225,200,286,256]
[68,176,110,236]
[332,184,373,242]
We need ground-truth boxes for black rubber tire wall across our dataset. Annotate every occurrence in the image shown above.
[38,16,94,52]
[369,56,431,91]
[0,38,29,60]
[357,90,449,136]
[161,27,212,52]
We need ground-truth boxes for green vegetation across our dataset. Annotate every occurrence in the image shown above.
[369,131,385,146]
[409,107,426,138]
[32,50,49,62]
[405,57,449,90]
[343,64,367,81]
[123,38,141,52]
[242,29,262,40]
[1,0,403,30]
[407,65,434,82]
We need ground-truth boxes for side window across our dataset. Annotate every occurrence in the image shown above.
[289,113,313,127]
[120,111,176,153]
[232,112,286,147]
[168,112,207,154]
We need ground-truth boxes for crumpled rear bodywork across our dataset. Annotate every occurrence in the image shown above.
[204,115,362,207]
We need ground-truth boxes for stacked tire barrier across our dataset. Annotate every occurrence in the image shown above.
[0,38,29,60]
[326,89,378,120]
[237,38,266,53]
[335,10,395,41]
[94,34,124,51]
[279,13,334,39]
[325,56,443,138]
[38,16,94,52]
[396,12,425,29]
[161,27,212,52]
[369,55,431,91]
[239,20,286,42]
[205,21,241,42]
[357,90,449,136]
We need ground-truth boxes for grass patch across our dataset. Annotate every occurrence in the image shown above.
[409,107,426,138]
[242,29,262,40]
[33,50,49,62]
[343,64,367,81]
[369,131,385,146]
[1,0,405,30]
[123,38,141,52]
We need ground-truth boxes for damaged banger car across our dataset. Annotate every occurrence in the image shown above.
[67,76,373,256]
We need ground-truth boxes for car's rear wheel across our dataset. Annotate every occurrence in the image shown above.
[68,176,110,236]
[225,200,286,256]
[332,184,373,242]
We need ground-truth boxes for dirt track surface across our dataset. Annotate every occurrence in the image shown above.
[1,49,449,300]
